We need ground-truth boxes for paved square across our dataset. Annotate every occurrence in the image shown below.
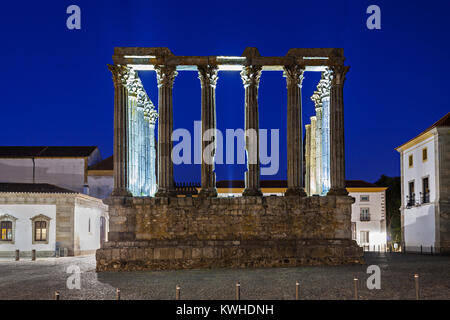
[0,253,449,300]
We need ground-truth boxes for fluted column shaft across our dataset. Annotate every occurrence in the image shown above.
[328,65,349,195]
[284,65,307,196]
[109,64,131,197]
[241,65,262,196]
[155,65,177,197]
[198,65,219,197]
[305,124,311,196]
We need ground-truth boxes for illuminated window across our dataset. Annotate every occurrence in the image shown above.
[0,221,12,241]
[422,148,428,162]
[31,214,51,244]
[408,154,413,168]
[360,231,370,244]
[34,221,47,241]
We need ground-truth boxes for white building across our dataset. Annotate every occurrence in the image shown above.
[0,146,101,195]
[396,112,450,254]
[215,179,387,250]
[0,183,108,257]
[346,181,387,250]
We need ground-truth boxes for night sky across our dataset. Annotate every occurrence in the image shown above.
[1,0,449,184]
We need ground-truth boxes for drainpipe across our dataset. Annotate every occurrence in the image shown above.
[32,157,36,184]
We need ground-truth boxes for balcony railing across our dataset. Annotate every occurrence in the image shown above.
[360,214,370,222]
[421,192,430,204]
[406,194,416,207]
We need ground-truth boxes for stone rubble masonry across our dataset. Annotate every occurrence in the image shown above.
[97,195,364,271]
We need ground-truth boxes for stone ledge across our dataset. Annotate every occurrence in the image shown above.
[96,239,364,272]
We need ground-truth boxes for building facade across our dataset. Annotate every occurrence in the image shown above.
[0,183,108,257]
[0,146,101,195]
[396,112,450,254]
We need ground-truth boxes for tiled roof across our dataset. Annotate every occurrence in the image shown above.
[0,183,77,194]
[88,155,113,170]
[0,146,98,158]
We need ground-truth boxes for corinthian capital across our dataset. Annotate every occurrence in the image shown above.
[283,65,305,88]
[198,65,219,89]
[155,65,178,88]
[240,65,262,88]
[108,64,132,87]
[330,65,350,86]
[311,90,322,108]
[316,68,332,99]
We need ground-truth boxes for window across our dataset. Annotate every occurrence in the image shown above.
[34,221,47,241]
[88,218,91,233]
[31,214,51,244]
[360,208,370,221]
[407,181,415,207]
[360,195,370,202]
[351,222,356,240]
[408,154,413,168]
[0,214,17,243]
[422,177,430,204]
[422,148,428,162]
[360,231,370,244]
[1,221,12,241]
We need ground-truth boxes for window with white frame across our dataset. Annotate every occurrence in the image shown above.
[360,208,370,221]
[31,214,51,244]
[360,231,370,244]
[360,195,370,202]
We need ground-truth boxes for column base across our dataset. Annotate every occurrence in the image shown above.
[155,188,177,198]
[327,188,349,196]
[198,188,218,198]
[242,188,263,197]
[284,187,307,197]
[111,188,132,197]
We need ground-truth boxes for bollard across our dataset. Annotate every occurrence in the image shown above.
[420,245,423,255]
[54,291,60,300]
[235,282,240,300]
[31,249,36,261]
[295,281,300,300]
[353,277,358,300]
[15,249,20,261]
[414,274,420,300]
[176,285,181,300]
[431,245,433,255]
[116,288,121,300]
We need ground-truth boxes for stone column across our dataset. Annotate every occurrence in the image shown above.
[318,69,332,194]
[305,124,311,196]
[311,91,322,195]
[328,65,349,196]
[283,65,307,196]
[240,65,263,196]
[198,65,219,197]
[108,64,132,197]
[310,116,317,195]
[155,65,178,197]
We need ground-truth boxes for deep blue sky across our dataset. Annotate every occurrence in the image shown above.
[1,0,449,184]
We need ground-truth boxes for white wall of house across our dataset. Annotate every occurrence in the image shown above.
[0,158,86,193]
[74,202,107,255]
[0,204,56,257]
[87,175,113,199]
[401,135,437,249]
[349,190,387,249]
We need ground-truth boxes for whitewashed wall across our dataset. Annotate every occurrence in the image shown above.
[0,204,56,257]
[402,135,437,249]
